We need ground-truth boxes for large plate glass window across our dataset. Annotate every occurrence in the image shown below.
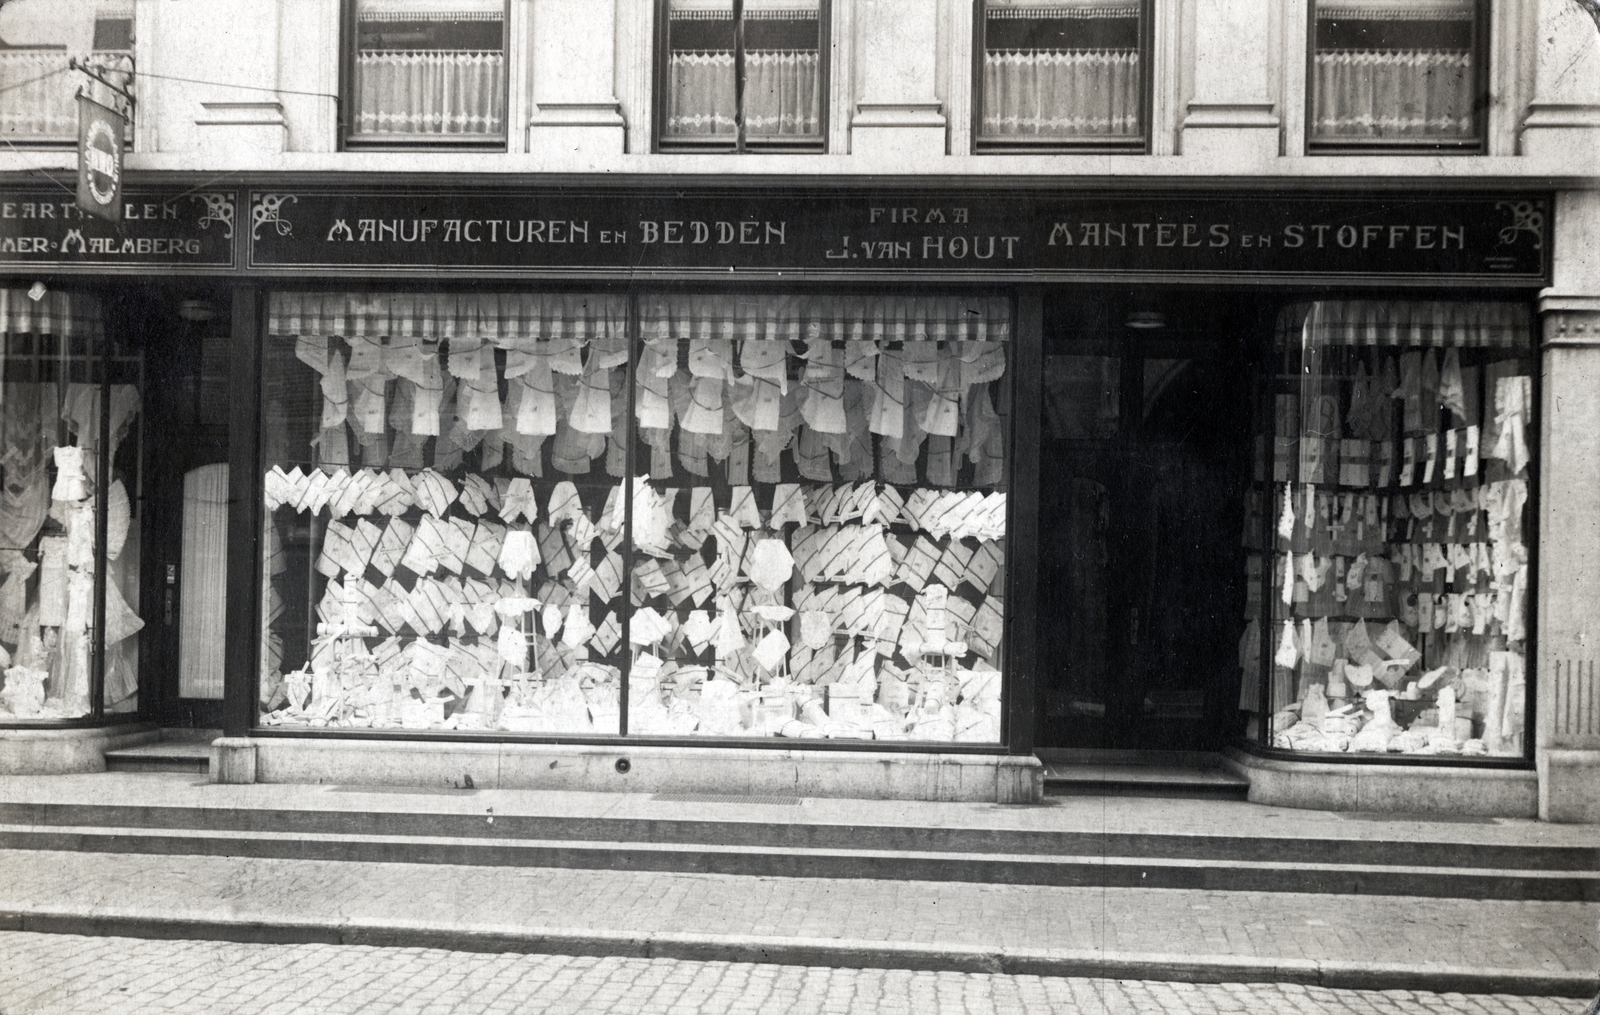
[0,0,133,145]
[345,0,507,147]
[1308,0,1485,151]
[628,295,1009,741]
[260,293,627,733]
[658,0,827,152]
[1245,301,1532,758]
[260,291,1009,744]
[975,0,1147,152]
[0,290,145,723]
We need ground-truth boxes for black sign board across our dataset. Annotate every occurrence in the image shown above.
[75,95,124,223]
[247,188,1549,282]
[0,189,237,267]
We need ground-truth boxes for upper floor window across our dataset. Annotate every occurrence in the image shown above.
[657,0,827,152]
[345,0,507,148]
[0,0,133,145]
[1309,0,1485,152]
[975,0,1148,152]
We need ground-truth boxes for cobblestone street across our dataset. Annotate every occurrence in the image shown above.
[0,932,1585,1015]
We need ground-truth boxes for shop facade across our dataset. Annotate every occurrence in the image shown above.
[0,177,1571,815]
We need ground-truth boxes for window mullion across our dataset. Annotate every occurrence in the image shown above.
[734,0,746,152]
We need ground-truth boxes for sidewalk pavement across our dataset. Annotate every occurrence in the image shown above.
[0,932,1587,1015]
[0,773,1595,997]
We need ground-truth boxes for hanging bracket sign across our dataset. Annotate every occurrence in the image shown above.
[75,94,125,223]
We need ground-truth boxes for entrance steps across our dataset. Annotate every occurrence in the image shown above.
[0,772,1593,902]
[1038,750,1250,800]
[103,729,219,775]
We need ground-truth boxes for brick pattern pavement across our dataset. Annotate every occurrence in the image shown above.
[1,850,1594,977]
[0,932,1584,1015]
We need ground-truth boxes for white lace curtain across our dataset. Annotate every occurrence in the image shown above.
[353,49,505,137]
[666,50,820,138]
[0,49,131,140]
[1312,50,1473,139]
[1311,0,1475,140]
[981,49,1139,138]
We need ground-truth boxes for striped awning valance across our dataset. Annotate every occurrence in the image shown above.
[267,291,628,343]
[0,288,102,337]
[638,294,1012,343]
[1277,300,1531,350]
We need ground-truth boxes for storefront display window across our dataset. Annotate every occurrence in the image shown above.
[0,289,143,722]
[1249,300,1532,757]
[628,295,1009,741]
[258,290,1009,742]
[259,292,628,732]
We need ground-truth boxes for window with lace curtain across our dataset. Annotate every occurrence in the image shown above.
[1308,0,1486,152]
[0,0,133,145]
[974,0,1148,152]
[657,0,828,152]
[344,0,507,148]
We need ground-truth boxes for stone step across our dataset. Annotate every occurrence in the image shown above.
[1042,764,1251,800]
[1,798,1592,872]
[0,819,1593,900]
[102,742,210,775]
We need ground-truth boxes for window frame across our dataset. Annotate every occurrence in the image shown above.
[652,0,832,154]
[970,0,1154,155]
[1303,0,1489,155]
[339,0,511,152]
[0,7,135,149]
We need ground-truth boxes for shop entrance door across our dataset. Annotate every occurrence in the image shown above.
[132,290,232,729]
[1034,297,1254,752]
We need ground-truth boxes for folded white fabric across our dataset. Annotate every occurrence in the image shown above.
[413,470,458,516]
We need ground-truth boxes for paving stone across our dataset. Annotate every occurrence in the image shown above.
[3,932,1582,1015]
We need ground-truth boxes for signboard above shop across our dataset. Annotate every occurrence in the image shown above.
[0,185,1549,283]
[0,188,236,267]
[245,188,1548,283]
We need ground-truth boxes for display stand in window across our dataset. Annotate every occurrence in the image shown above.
[1307,0,1486,152]
[1242,301,1532,759]
[657,0,827,152]
[344,0,508,148]
[974,0,1149,152]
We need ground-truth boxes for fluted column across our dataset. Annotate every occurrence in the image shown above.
[1537,188,1600,822]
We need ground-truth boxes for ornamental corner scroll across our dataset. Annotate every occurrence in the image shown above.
[252,193,297,240]
[192,192,235,240]
[1496,200,1545,250]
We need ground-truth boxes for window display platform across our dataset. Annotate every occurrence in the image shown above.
[0,722,157,776]
[214,736,1044,804]
[1223,746,1537,818]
